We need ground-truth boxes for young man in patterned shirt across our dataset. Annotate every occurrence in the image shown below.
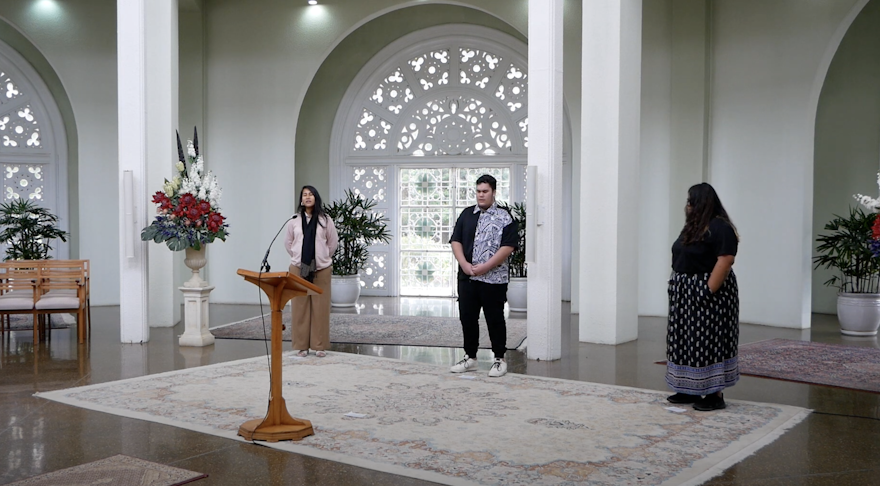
[449,174,519,377]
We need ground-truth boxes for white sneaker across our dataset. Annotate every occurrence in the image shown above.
[488,358,507,377]
[450,355,478,373]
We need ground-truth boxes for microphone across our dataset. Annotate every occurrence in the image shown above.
[260,214,297,273]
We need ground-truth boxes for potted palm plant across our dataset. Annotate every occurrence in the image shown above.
[0,199,69,260]
[505,202,527,312]
[813,206,880,336]
[324,189,391,307]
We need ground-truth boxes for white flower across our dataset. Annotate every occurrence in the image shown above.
[176,161,185,172]
[854,172,880,213]
[186,140,196,158]
[188,164,200,184]
[181,177,198,196]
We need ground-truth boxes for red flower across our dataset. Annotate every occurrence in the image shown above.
[152,191,170,205]
[872,214,880,239]
[187,207,201,220]
[180,193,196,206]
[206,212,225,233]
[198,201,211,213]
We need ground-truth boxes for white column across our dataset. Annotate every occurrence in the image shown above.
[118,0,149,343]
[527,0,564,361]
[145,0,180,327]
[580,0,643,344]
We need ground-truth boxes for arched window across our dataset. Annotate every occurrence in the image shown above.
[0,41,69,258]
[331,25,535,297]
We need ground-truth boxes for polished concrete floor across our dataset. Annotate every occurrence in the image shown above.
[2,298,880,485]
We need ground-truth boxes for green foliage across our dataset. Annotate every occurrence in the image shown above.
[813,206,880,293]
[500,202,527,278]
[324,189,392,276]
[0,199,69,261]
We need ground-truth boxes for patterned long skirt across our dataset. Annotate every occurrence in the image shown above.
[666,271,739,395]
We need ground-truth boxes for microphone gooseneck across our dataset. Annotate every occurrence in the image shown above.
[260,214,297,273]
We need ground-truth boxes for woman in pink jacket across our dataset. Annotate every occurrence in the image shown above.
[285,185,338,357]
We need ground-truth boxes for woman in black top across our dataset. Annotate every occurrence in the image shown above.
[666,183,739,411]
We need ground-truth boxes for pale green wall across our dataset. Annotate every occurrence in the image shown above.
[179,7,205,142]
[812,0,880,313]
[294,4,526,197]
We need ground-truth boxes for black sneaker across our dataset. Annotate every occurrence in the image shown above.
[693,393,726,411]
[667,393,700,404]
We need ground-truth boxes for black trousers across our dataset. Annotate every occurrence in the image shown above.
[457,278,508,359]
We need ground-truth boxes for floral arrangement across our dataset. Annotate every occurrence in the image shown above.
[140,128,229,251]
[854,173,880,257]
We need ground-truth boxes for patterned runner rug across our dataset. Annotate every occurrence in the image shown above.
[210,312,527,350]
[6,454,206,486]
[36,352,809,486]
[3,313,72,331]
[737,339,880,393]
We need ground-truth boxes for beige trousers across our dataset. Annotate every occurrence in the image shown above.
[289,265,332,351]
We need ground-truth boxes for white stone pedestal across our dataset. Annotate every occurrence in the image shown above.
[178,285,215,347]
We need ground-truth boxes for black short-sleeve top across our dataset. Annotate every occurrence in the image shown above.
[449,203,519,283]
[671,217,738,274]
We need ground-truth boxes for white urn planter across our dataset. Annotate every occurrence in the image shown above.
[331,274,361,307]
[837,292,880,336]
[183,246,209,288]
[507,277,528,313]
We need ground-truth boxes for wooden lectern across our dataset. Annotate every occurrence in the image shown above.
[236,269,323,442]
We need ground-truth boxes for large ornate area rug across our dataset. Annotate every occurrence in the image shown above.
[210,312,527,350]
[6,454,206,486]
[737,338,880,393]
[36,352,808,486]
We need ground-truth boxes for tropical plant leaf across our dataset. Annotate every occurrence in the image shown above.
[324,189,392,276]
[0,199,69,260]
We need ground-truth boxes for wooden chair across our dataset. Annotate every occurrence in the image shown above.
[35,260,89,344]
[0,261,40,342]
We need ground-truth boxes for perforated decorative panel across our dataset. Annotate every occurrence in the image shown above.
[352,166,388,203]
[3,164,44,201]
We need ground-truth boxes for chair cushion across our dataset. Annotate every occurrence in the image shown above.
[0,294,35,310]
[35,296,81,310]
[44,289,77,297]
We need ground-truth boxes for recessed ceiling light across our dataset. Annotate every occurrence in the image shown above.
[308,0,317,5]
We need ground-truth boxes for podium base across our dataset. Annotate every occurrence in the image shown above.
[238,418,314,442]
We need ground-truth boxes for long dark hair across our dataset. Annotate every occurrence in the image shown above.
[298,185,327,226]
[680,183,738,245]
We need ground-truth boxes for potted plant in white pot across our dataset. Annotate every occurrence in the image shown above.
[324,189,391,307]
[814,205,880,336]
[505,202,527,313]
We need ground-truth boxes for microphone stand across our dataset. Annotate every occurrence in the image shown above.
[261,215,297,273]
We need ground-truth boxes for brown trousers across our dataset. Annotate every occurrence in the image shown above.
[289,265,332,351]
